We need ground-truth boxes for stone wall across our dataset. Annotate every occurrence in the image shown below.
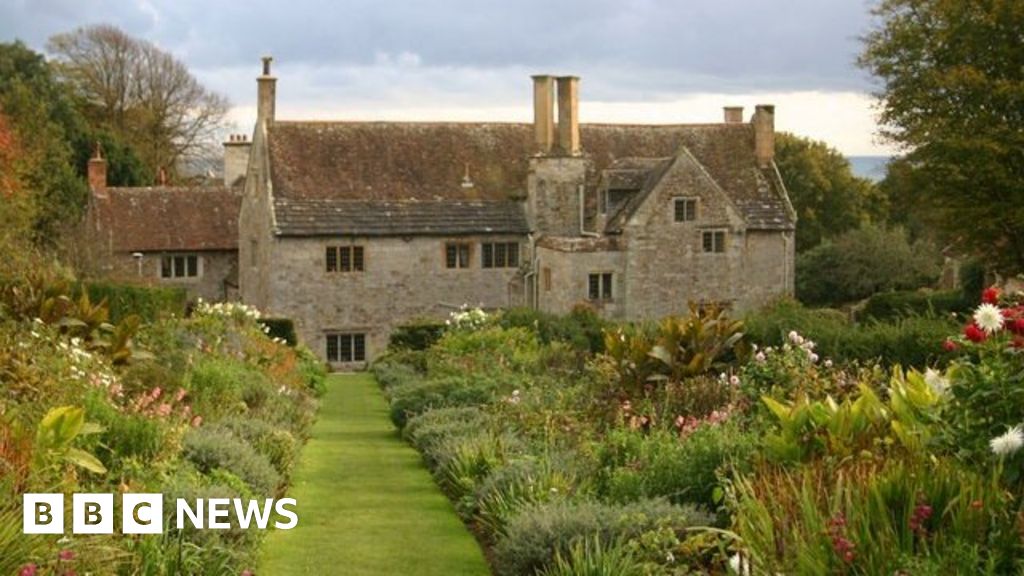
[238,122,275,311]
[527,156,586,236]
[106,250,238,302]
[536,240,625,319]
[264,234,525,367]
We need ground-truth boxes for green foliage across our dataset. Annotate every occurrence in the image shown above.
[387,376,498,428]
[796,224,942,307]
[33,405,106,475]
[860,0,1024,273]
[493,499,711,576]
[539,536,645,576]
[774,132,882,252]
[213,417,298,478]
[389,319,447,351]
[184,357,270,419]
[499,306,611,354]
[474,455,584,538]
[860,289,967,322]
[182,426,281,496]
[258,317,297,346]
[83,280,186,322]
[596,423,756,507]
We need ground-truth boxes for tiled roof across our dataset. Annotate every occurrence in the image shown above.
[90,186,241,252]
[265,121,793,234]
[273,198,528,237]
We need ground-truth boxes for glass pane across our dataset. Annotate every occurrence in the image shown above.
[326,247,337,272]
[340,334,353,362]
[588,274,600,300]
[446,245,457,268]
[326,335,338,362]
[674,199,685,222]
[482,244,493,268]
[715,232,725,252]
[703,232,713,252]
[340,247,351,272]
[507,243,519,267]
[602,273,613,300]
[354,334,366,362]
[686,200,697,221]
[174,256,185,277]
[494,243,507,267]
[353,246,364,271]
[161,257,171,278]
[458,245,470,268]
[187,255,198,277]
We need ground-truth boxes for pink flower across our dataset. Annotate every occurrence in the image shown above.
[942,339,958,352]
[19,564,37,576]
[191,416,203,427]
[241,570,254,576]
[156,403,172,417]
[150,387,162,399]
[58,549,75,561]
[175,388,187,403]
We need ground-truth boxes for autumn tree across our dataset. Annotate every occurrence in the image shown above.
[860,0,1024,272]
[48,25,229,180]
[774,132,882,252]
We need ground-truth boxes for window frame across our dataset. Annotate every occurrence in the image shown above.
[701,229,727,254]
[481,242,520,269]
[445,242,472,269]
[673,197,698,223]
[325,245,366,273]
[326,332,367,363]
[160,253,201,279]
[587,272,614,301]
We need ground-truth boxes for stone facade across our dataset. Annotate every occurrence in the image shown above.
[234,59,796,368]
[104,250,238,302]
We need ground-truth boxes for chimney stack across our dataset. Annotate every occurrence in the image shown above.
[753,104,775,168]
[87,142,107,197]
[556,76,580,156]
[223,134,251,187]
[257,56,277,123]
[532,75,555,154]
[723,106,744,123]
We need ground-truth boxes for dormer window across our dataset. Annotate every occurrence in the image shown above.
[674,198,698,222]
[602,189,637,215]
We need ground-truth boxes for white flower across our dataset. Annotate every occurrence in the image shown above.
[973,303,1005,334]
[728,553,750,576]
[809,353,819,363]
[729,375,741,387]
[824,359,833,368]
[990,425,1024,457]
[754,351,766,363]
[788,330,804,345]
[924,368,949,397]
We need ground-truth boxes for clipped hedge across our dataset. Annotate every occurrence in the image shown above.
[82,281,186,323]
[258,317,297,346]
[389,320,446,351]
[860,290,967,322]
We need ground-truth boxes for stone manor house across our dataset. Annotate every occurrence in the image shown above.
[87,58,795,368]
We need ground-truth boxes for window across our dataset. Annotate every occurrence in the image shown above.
[702,230,727,253]
[588,273,613,301]
[481,242,519,268]
[674,198,697,222]
[326,245,365,272]
[160,254,199,279]
[445,243,471,269]
[326,333,366,362]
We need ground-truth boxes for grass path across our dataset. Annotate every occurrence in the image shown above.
[260,373,490,576]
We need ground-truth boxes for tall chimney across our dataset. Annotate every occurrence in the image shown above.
[87,142,107,197]
[257,56,277,123]
[223,133,251,187]
[723,106,744,123]
[532,75,555,154]
[556,76,580,156]
[753,104,775,168]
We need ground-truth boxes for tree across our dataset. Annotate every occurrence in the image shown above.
[774,132,882,252]
[47,25,229,180]
[860,0,1024,272]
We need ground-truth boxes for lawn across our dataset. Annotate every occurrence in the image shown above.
[260,373,490,576]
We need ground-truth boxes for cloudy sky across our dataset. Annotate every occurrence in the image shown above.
[0,0,894,155]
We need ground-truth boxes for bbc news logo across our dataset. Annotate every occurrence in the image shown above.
[23,494,298,534]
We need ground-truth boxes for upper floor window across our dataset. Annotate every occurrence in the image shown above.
[326,332,366,362]
[326,245,365,272]
[445,243,471,269]
[702,230,727,253]
[588,272,613,301]
[674,198,698,222]
[161,254,199,278]
[481,242,519,269]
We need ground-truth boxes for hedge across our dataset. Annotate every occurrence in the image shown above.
[859,290,968,322]
[258,318,298,346]
[389,320,446,351]
[82,281,186,323]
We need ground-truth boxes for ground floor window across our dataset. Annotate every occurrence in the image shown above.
[481,242,519,268]
[445,242,471,269]
[588,272,613,301]
[161,254,199,278]
[326,333,366,362]
[702,230,727,253]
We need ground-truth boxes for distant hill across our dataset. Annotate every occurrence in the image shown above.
[847,156,891,182]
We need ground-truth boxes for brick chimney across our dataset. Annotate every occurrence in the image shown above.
[257,56,276,123]
[532,75,555,154]
[723,106,744,123]
[753,104,775,168]
[556,76,580,156]
[87,142,107,197]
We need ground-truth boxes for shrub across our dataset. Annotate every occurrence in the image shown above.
[295,344,328,396]
[596,423,756,507]
[373,359,423,392]
[182,427,280,496]
[403,406,490,466]
[795,224,941,307]
[860,290,967,322]
[475,454,585,537]
[498,306,610,354]
[389,319,446,351]
[493,499,711,576]
[539,536,645,576]
[184,357,270,419]
[82,280,186,323]
[387,376,497,428]
[213,417,298,478]
[257,317,297,346]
